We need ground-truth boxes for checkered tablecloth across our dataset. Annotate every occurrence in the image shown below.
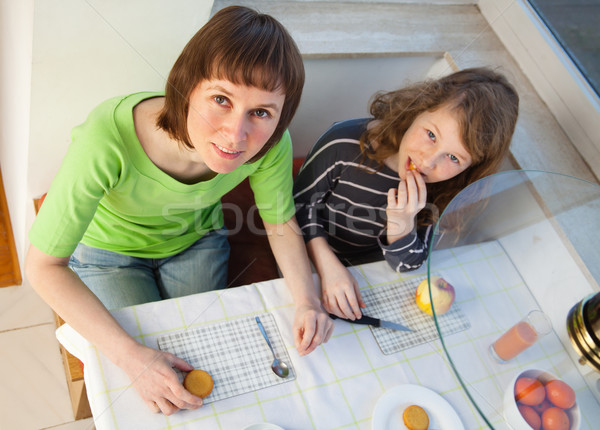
[361,277,470,355]
[157,313,295,404]
[56,234,600,430]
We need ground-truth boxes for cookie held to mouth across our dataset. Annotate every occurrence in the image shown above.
[409,160,417,170]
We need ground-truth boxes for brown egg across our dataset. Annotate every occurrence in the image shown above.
[515,377,546,406]
[541,407,570,430]
[518,404,541,430]
[531,399,552,415]
[545,379,576,409]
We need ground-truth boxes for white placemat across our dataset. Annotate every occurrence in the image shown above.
[361,277,471,355]
[156,312,295,404]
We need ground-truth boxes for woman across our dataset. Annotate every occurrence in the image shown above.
[26,6,333,415]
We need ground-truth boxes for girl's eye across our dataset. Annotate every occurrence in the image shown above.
[448,154,459,164]
[427,130,436,141]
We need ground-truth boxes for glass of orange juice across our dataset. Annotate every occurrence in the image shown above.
[489,310,552,363]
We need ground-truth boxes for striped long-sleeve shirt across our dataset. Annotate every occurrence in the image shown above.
[293,118,433,272]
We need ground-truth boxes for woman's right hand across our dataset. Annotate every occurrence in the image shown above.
[120,343,204,415]
[320,259,366,320]
[26,245,204,416]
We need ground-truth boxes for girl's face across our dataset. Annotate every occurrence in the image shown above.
[186,79,285,173]
[397,105,472,183]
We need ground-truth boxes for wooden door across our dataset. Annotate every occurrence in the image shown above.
[0,169,21,287]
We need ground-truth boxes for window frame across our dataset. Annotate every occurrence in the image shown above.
[479,0,600,179]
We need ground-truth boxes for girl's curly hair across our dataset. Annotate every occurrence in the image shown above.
[360,67,519,224]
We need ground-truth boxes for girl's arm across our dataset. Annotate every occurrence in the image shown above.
[25,245,204,415]
[293,132,377,321]
[379,224,433,272]
[306,236,366,320]
[382,170,431,272]
[263,217,334,356]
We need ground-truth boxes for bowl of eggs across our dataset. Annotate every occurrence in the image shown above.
[504,369,580,430]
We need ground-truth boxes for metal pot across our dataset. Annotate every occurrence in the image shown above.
[567,292,600,373]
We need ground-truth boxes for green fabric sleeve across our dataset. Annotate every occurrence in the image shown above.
[249,129,295,226]
[29,95,126,257]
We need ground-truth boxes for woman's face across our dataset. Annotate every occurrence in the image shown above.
[186,79,285,173]
[397,105,472,183]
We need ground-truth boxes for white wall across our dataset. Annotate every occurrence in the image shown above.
[29,0,214,197]
[290,54,451,157]
[0,0,34,278]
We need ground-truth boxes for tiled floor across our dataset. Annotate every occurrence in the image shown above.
[0,282,95,430]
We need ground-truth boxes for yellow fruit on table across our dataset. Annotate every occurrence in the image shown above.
[415,276,455,315]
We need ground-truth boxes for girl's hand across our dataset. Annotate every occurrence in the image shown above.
[293,303,334,356]
[321,259,366,320]
[386,170,427,243]
[120,343,204,415]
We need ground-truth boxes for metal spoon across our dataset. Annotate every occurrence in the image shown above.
[255,316,290,378]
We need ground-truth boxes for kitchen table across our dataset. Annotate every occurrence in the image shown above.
[57,171,600,430]
[57,258,482,430]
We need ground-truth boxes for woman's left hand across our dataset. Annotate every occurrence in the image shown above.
[263,217,335,356]
[293,303,334,356]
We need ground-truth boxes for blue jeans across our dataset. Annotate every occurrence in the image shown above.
[68,229,230,310]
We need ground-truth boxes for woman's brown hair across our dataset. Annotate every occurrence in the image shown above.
[157,5,305,162]
[360,67,519,222]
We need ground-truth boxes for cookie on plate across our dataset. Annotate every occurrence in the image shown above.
[402,404,429,430]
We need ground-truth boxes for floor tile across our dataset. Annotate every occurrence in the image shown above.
[0,324,74,429]
[43,418,96,430]
[0,281,54,331]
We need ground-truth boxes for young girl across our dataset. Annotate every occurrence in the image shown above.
[26,6,333,415]
[293,68,519,321]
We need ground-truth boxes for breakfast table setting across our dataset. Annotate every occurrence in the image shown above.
[58,260,473,430]
[56,170,600,429]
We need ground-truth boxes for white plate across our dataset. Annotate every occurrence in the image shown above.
[243,424,285,430]
[372,384,464,430]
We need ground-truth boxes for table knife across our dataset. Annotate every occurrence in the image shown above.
[329,313,413,332]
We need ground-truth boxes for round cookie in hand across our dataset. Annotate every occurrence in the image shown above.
[183,369,214,398]
[403,404,430,430]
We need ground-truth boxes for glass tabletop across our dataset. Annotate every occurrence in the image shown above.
[426,170,600,429]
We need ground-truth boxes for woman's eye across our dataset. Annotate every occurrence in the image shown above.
[254,109,270,118]
[427,130,436,141]
[213,95,228,105]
